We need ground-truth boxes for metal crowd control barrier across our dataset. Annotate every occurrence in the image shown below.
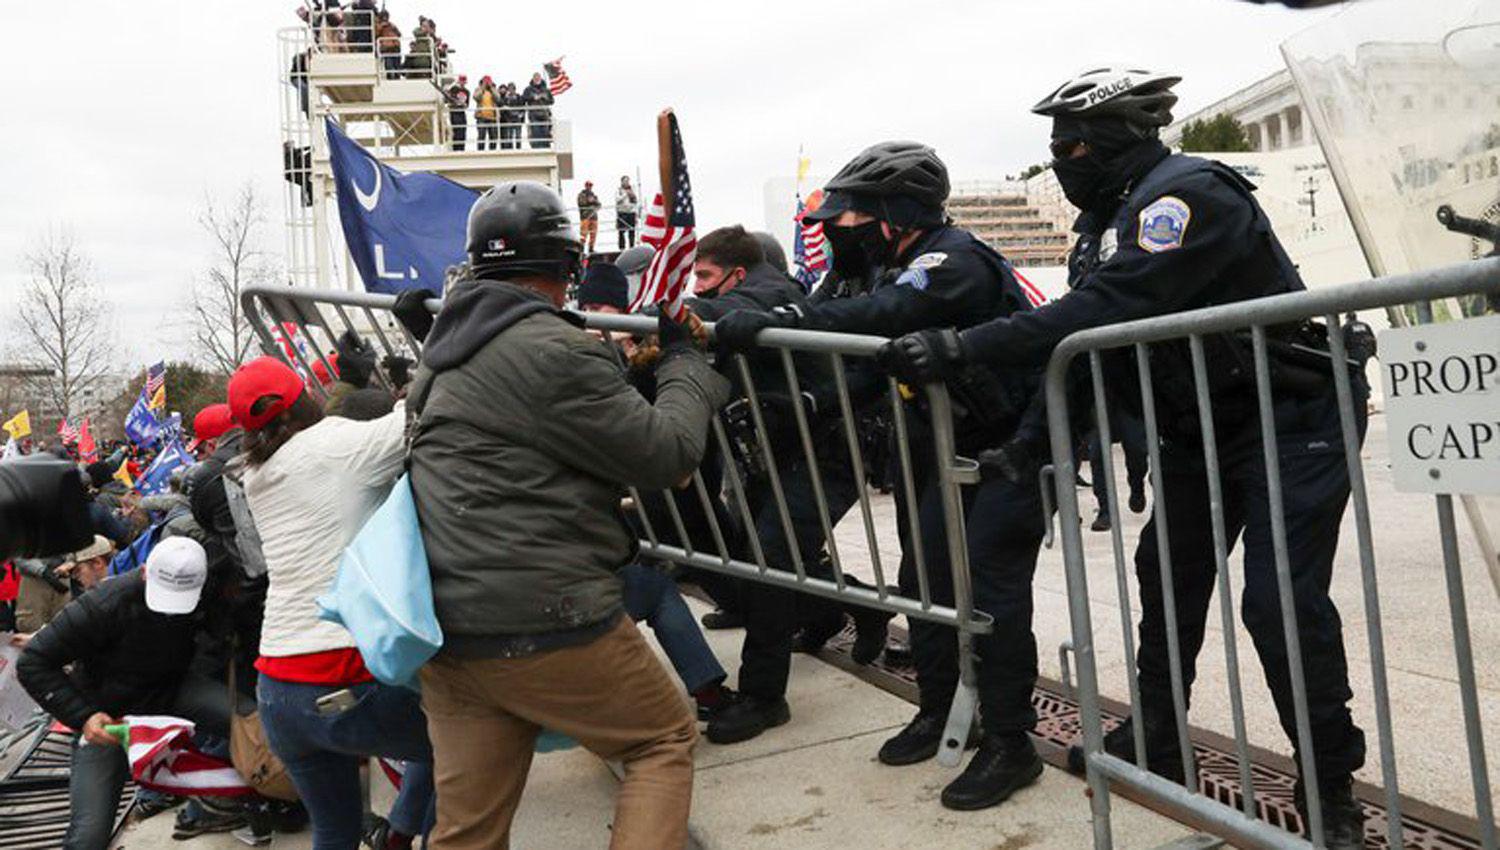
[241,283,994,767]
[1045,257,1500,850]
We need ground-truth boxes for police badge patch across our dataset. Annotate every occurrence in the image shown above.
[1137,196,1191,253]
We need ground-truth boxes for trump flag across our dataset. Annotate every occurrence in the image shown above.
[325,119,479,295]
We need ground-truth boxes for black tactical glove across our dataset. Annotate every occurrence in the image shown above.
[878,328,967,385]
[657,310,696,357]
[976,436,1040,486]
[382,354,415,389]
[712,307,797,354]
[333,330,376,388]
[392,288,437,343]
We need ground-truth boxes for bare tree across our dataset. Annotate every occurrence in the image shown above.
[15,232,112,421]
[188,183,273,374]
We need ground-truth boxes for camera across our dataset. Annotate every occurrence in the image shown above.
[0,455,94,560]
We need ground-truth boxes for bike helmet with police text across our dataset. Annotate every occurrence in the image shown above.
[1032,67,1181,135]
[804,141,950,228]
[466,181,584,283]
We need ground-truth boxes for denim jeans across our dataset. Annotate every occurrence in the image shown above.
[620,563,725,693]
[64,673,235,850]
[256,676,434,850]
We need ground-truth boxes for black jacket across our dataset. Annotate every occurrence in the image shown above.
[17,572,199,730]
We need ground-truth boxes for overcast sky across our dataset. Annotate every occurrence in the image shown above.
[0,0,1343,368]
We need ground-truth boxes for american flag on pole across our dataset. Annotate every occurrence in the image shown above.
[121,715,256,797]
[57,418,80,445]
[144,362,167,412]
[792,196,828,290]
[544,57,572,96]
[632,110,695,320]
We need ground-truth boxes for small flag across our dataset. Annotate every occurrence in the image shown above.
[122,715,255,797]
[77,419,98,465]
[792,191,829,290]
[137,439,193,496]
[145,362,167,412]
[57,418,81,445]
[545,57,572,96]
[632,110,696,319]
[125,391,163,447]
[2,411,31,441]
[113,463,134,489]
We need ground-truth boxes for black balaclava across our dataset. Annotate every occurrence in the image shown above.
[1051,116,1168,213]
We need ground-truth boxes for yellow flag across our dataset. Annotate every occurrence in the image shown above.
[2,410,31,440]
[113,463,134,489]
[796,155,811,184]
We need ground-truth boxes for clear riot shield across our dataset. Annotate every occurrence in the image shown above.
[1283,0,1500,601]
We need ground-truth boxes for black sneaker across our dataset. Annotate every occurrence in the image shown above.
[700,609,744,630]
[850,608,895,665]
[1295,778,1366,850]
[1128,487,1147,514]
[705,696,790,745]
[877,710,980,766]
[172,808,247,840]
[134,793,185,820]
[1090,510,1112,532]
[940,734,1044,811]
[1066,712,1186,785]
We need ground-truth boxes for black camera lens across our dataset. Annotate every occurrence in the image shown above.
[0,456,94,560]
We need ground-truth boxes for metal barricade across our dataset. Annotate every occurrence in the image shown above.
[241,283,994,767]
[1045,257,1500,850]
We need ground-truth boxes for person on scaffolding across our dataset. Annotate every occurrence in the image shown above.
[880,68,1369,850]
[714,142,1050,812]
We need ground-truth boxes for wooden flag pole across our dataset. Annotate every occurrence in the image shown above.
[656,109,675,202]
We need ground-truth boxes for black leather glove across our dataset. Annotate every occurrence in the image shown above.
[392,288,437,343]
[712,308,796,354]
[382,354,415,389]
[333,330,376,388]
[878,328,967,385]
[657,310,695,356]
[976,436,1040,486]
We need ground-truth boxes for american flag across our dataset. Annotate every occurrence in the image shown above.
[121,715,256,797]
[57,417,80,445]
[144,361,167,412]
[632,112,695,319]
[545,57,572,96]
[1010,263,1048,308]
[792,197,828,289]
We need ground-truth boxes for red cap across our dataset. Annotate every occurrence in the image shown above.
[228,357,307,431]
[191,404,236,443]
[310,353,340,387]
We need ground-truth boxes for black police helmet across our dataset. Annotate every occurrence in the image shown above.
[805,141,949,228]
[466,181,583,283]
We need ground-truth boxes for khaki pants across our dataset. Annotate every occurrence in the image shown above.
[420,617,696,850]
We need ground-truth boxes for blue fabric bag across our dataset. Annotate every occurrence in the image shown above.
[317,474,442,690]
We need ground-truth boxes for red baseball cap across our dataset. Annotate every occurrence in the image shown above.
[189,403,236,449]
[228,357,307,431]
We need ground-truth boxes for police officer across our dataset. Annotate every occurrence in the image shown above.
[716,142,1050,811]
[882,69,1367,848]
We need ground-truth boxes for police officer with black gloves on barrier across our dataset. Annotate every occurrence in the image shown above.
[715,142,1050,812]
[882,69,1368,848]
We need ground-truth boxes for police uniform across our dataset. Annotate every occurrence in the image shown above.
[800,225,1050,739]
[961,151,1368,784]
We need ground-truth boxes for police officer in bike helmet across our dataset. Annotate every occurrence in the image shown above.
[883,68,1369,848]
[717,141,1051,812]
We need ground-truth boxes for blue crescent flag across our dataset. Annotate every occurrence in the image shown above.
[324,119,480,294]
[124,389,162,447]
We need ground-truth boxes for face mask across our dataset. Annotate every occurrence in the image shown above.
[827,221,896,280]
[696,268,741,299]
[1051,151,1111,211]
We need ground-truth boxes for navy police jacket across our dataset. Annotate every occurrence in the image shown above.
[802,225,1041,446]
[962,152,1306,437]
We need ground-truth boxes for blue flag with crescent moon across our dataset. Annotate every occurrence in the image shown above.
[325,119,480,294]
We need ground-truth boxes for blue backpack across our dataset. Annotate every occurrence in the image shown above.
[109,523,164,576]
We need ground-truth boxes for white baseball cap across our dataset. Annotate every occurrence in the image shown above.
[144,537,208,615]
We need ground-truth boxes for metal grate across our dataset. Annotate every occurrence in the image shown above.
[0,720,136,850]
[811,620,1484,850]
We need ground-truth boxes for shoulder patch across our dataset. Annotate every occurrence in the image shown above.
[1137,196,1191,253]
[894,268,930,291]
[909,252,948,270]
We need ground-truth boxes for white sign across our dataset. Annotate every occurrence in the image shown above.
[0,637,40,731]
[1380,314,1500,495]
